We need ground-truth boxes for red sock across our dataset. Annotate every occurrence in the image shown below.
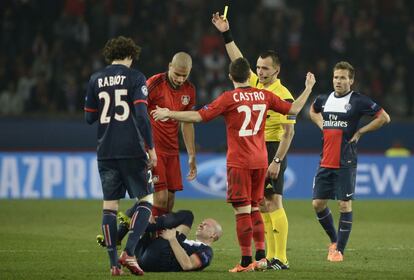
[152,206,168,217]
[235,213,253,256]
[251,210,265,250]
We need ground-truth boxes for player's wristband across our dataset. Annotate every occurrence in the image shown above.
[222,30,234,44]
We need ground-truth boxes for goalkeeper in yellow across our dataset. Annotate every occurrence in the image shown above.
[212,11,295,270]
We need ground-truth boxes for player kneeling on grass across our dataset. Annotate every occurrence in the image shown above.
[98,210,222,272]
[151,57,316,272]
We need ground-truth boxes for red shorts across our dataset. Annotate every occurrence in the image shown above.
[226,166,266,205]
[153,153,183,192]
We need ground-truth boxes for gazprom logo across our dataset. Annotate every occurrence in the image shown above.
[189,157,227,198]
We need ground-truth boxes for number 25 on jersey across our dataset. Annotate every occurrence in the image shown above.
[98,89,130,124]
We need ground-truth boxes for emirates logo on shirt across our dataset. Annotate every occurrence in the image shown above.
[181,95,190,105]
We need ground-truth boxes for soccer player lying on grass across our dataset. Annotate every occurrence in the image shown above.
[152,57,316,272]
[98,210,223,272]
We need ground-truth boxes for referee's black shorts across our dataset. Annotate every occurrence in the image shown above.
[264,141,287,196]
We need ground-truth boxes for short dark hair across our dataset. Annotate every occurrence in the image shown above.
[333,61,355,79]
[102,36,141,63]
[259,50,281,68]
[229,57,250,83]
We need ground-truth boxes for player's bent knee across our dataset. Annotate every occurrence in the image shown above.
[338,200,352,212]
[312,199,326,212]
[103,200,119,211]
[139,194,154,204]
[177,210,194,227]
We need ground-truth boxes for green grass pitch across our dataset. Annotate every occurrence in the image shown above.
[0,199,413,279]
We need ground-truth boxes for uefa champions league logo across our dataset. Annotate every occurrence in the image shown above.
[190,158,227,197]
[189,158,296,198]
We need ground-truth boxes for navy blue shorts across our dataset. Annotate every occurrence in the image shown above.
[98,158,154,200]
[264,141,287,196]
[312,167,356,201]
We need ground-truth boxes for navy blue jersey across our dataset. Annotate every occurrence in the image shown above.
[84,64,150,160]
[312,91,382,168]
[179,236,213,271]
[138,233,213,272]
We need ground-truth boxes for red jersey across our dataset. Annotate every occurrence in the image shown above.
[147,73,196,155]
[198,87,292,169]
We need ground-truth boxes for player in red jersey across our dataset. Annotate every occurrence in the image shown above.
[152,58,316,272]
[146,52,197,217]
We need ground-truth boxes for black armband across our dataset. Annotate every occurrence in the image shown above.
[222,30,234,44]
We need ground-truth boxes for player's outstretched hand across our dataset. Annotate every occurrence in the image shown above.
[305,72,316,89]
[187,156,197,181]
[212,12,229,32]
[151,106,170,121]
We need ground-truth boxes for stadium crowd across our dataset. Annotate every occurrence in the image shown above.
[0,0,413,118]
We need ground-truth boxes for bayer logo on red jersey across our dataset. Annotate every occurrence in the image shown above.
[181,95,190,105]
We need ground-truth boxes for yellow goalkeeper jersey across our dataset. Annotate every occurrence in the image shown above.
[249,72,296,142]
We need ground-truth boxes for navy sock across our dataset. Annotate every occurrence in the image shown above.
[337,211,353,254]
[124,201,152,256]
[102,209,118,267]
[316,207,337,243]
[125,203,140,217]
[117,203,140,244]
[117,224,129,245]
[146,210,194,232]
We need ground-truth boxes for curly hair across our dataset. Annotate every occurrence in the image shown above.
[102,36,141,63]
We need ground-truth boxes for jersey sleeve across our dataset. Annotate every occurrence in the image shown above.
[146,75,157,105]
[193,246,213,270]
[133,73,149,105]
[84,76,98,112]
[279,86,296,124]
[133,73,154,148]
[359,95,382,116]
[268,91,292,115]
[312,95,324,113]
[186,85,196,110]
[198,94,226,122]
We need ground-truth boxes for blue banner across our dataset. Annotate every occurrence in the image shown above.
[0,152,412,199]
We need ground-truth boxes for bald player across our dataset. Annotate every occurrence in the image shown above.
[146,52,197,217]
